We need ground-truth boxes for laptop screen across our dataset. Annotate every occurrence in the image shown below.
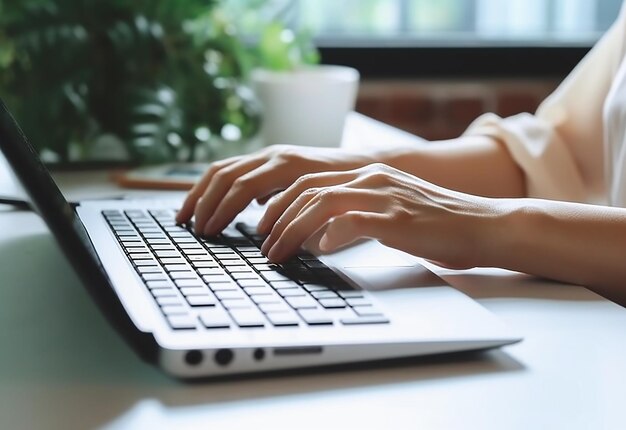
[0,97,157,359]
[0,97,102,268]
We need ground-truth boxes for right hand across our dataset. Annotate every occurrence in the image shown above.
[176,144,374,236]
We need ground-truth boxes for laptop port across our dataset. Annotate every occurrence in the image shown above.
[214,348,234,366]
[273,346,323,356]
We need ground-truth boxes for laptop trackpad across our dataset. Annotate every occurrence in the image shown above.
[316,239,446,291]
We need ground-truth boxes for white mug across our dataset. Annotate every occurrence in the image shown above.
[251,65,360,147]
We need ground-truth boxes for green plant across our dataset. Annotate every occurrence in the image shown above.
[0,0,317,164]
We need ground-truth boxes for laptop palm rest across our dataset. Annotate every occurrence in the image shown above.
[317,239,447,291]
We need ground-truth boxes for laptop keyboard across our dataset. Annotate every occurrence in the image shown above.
[102,209,389,331]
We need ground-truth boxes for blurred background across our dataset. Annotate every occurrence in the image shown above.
[0,0,621,163]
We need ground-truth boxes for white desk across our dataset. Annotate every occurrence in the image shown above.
[1,114,625,430]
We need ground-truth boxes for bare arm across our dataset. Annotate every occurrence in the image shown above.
[375,135,526,198]
[489,199,626,306]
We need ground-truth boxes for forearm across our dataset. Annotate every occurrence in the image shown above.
[486,199,626,305]
[370,135,526,198]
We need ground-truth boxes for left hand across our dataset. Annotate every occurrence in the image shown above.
[258,163,504,269]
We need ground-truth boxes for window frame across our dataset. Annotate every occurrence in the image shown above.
[319,46,590,79]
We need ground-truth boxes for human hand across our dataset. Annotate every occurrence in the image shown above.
[176,144,374,235]
[258,163,503,269]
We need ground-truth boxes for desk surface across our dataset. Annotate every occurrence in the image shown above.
[1,114,625,430]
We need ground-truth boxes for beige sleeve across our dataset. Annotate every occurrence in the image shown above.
[464,8,626,203]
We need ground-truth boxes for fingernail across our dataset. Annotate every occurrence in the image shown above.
[257,218,268,234]
[203,219,217,236]
[318,233,330,252]
[267,242,282,262]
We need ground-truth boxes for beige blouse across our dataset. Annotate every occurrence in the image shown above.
[465,2,626,207]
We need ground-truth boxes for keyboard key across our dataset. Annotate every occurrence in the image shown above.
[147,238,171,244]
[261,271,291,282]
[197,267,227,276]
[167,315,197,330]
[270,280,300,289]
[208,282,239,291]
[188,254,213,261]
[297,309,333,325]
[346,297,372,307]
[220,259,246,266]
[285,295,318,309]
[215,290,247,300]
[160,257,187,265]
[221,298,253,310]
[318,298,347,309]
[155,250,181,258]
[353,305,384,317]
[247,257,269,264]
[160,305,187,315]
[266,312,300,327]
[277,288,307,298]
[134,259,158,266]
[338,291,365,298]
[182,248,208,255]
[147,280,174,289]
[229,309,266,327]
[180,286,212,297]
[130,253,153,260]
[250,294,281,305]
[174,279,204,288]
[310,291,339,299]
[340,316,390,325]
[258,302,292,313]
[244,286,274,296]
[191,261,220,268]
[238,279,267,288]
[142,273,168,281]
[202,274,232,283]
[137,266,163,274]
[186,295,217,307]
[157,296,184,306]
[150,244,176,251]
[164,264,191,272]
[198,308,231,328]
[225,266,254,273]
[170,271,198,280]
[151,289,177,298]
[231,272,260,280]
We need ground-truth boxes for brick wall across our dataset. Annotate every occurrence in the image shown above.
[355,78,561,141]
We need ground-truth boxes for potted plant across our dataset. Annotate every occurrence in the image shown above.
[0,0,319,165]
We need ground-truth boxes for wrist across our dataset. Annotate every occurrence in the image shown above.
[478,198,543,269]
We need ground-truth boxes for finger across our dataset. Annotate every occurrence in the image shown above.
[176,156,244,223]
[193,156,268,235]
[257,170,357,235]
[319,211,388,252]
[203,161,290,235]
[266,189,385,262]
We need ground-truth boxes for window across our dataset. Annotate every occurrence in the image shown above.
[280,0,624,78]
[294,0,622,47]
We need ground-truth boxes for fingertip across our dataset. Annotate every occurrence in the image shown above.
[318,233,331,252]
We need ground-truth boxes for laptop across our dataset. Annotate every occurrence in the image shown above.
[0,98,521,378]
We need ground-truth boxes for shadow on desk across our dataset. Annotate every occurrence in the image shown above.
[2,232,525,429]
